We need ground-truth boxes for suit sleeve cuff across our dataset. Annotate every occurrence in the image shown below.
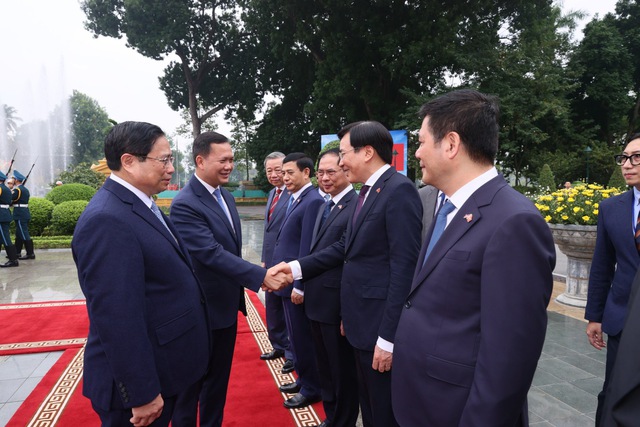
[377,337,394,353]
[289,261,303,280]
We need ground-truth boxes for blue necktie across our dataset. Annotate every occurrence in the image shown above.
[286,196,295,215]
[150,202,176,242]
[214,188,234,230]
[320,200,335,228]
[423,200,455,265]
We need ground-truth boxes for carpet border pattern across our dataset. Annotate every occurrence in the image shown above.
[244,292,322,427]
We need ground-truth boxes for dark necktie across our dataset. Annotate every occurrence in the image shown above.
[352,185,370,225]
[320,200,335,229]
[635,206,640,254]
[268,188,282,221]
[423,200,455,265]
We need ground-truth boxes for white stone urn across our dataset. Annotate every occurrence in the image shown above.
[548,223,598,307]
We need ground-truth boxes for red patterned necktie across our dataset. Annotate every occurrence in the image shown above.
[268,188,282,221]
[635,207,640,254]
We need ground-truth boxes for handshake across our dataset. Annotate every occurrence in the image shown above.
[261,262,294,292]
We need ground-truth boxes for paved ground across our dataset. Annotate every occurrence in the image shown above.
[0,205,595,427]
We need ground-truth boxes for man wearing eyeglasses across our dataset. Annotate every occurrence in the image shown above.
[170,133,290,427]
[587,134,640,426]
[302,148,359,427]
[271,122,423,426]
[72,121,210,427]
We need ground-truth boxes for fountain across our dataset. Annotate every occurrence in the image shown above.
[0,60,72,197]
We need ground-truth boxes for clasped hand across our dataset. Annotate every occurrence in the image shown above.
[261,262,294,291]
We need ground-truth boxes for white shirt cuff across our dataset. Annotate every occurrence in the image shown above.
[289,261,303,280]
[292,288,304,296]
[376,337,394,353]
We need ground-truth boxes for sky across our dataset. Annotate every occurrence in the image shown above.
[0,0,620,147]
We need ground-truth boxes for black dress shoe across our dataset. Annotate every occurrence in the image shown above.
[281,359,294,374]
[278,382,301,394]
[0,260,19,268]
[283,393,321,409]
[260,349,285,360]
[18,254,35,260]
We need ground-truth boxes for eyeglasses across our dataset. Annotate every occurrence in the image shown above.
[614,154,640,166]
[338,148,359,160]
[317,169,339,177]
[132,154,175,167]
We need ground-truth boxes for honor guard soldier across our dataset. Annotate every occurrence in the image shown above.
[0,171,19,267]
[11,170,35,260]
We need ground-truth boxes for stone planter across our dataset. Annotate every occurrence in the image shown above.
[548,223,598,307]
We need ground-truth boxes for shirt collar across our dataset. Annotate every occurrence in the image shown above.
[109,173,154,209]
[364,164,391,188]
[448,167,499,209]
[291,182,313,200]
[194,172,219,195]
[328,184,354,205]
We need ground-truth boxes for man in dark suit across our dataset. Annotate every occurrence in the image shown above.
[260,152,294,372]
[304,148,359,427]
[586,134,640,426]
[418,184,439,244]
[269,152,324,410]
[169,132,289,427]
[601,266,640,427]
[391,89,555,426]
[273,121,423,426]
[72,121,210,427]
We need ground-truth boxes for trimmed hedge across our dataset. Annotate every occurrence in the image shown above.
[29,197,56,236]
[46,183,96,205]
[33,235,73,249]
[51,200,89,235]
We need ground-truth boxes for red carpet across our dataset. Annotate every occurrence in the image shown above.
[8,293,324,426]
[0,301,88,355]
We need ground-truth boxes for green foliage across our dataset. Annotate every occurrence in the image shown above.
[27,197,55,237]
[538,164,556,191]
[45,183,96,205]
[608,165,627,190]
[70,90,113,164]
[34,235,73,249]
[50,200,89,235]
[56,162,105,189]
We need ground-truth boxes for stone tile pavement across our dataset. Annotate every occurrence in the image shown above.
[0,207,601,426]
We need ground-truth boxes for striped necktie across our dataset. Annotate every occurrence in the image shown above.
[268,188,282,221]
[635,207,640,254]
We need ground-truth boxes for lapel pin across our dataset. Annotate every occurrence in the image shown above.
[464,213,473,223]
[376,188,381,193]
[338,205,343,209]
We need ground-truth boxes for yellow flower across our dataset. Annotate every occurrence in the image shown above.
[582,216,590,222]
[594,209,599,215]
[567,198,575,202]
[557,197,565,202]
[544,215,552,222]
[573,206,582,213]
[562,215,569,220]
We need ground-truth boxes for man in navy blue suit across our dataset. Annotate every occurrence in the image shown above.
[304,148,359,427]
[273,122,423,426]
[587,133,640,426]
[260,152,294,372]
[73,121,210,427]
[392,89,555,426]
[269,152,323,410]
[169,132,289,427]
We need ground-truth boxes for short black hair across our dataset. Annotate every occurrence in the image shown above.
[104,121,165,171]
[283,152,315,176]
[318,148,340,164]
[418,89,499,165]
[192,131,229,164]
[337,121,393,164]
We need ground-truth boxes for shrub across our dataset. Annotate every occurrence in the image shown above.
[538,164,556,192]
[51,200,89,235]
[608,166,627,190]
[28,197,55,236]
[56,162,105,189]
[46,183,96,205]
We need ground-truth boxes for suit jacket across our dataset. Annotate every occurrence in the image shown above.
[299,168,423,350]
[586,190,640,336]
[419,185,439,243]
[262,186,291,265]
[270,185,324,297]
[392,175,555,427]
[601,267,640,427]
[170,176,265,330]
[72,178,209,411]
[304,189,357,324]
